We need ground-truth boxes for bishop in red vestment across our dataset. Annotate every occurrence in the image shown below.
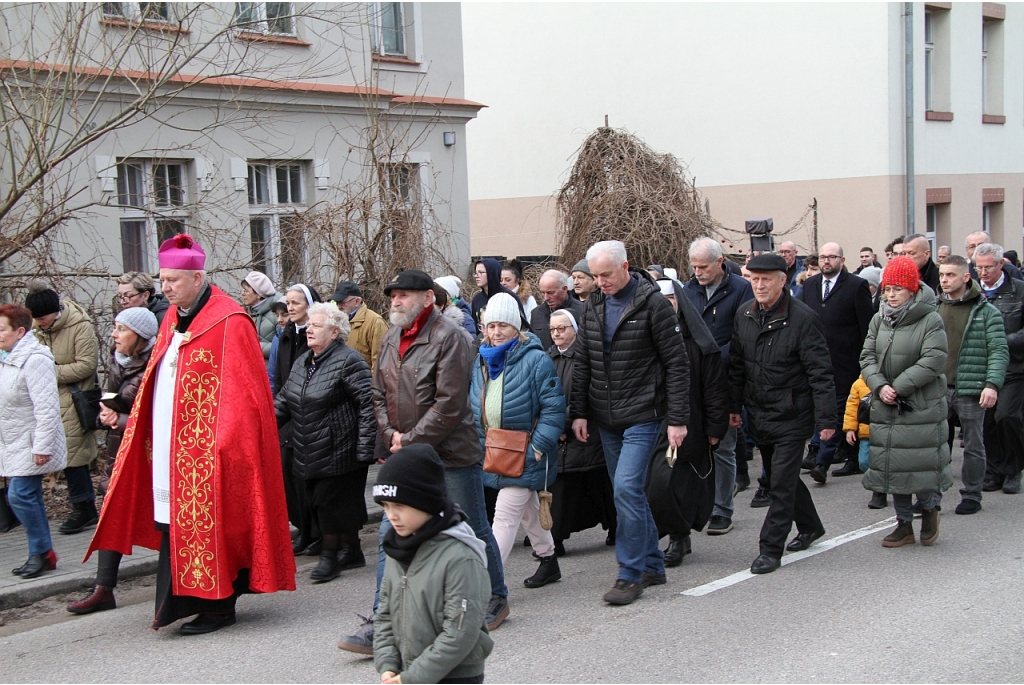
[87,235,295,635]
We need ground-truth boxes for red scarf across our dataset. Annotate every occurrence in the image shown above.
[399,305,434,358]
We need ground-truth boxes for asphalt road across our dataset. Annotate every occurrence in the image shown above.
[2,445,1022,683]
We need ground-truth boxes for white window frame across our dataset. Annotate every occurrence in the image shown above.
[924,11,934,111]
[371,2,407,57]
[233,2,295,36]
[925,204,937,254]
[102,2,170,22]
[981,21,988,113]
[246,161,308,283]
[116,159,190,272]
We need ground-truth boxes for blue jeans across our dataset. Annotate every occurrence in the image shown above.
[599,421,664,584]
[8,476,53,556]
[815,395,849,467]
[712,426,738,518]
[64,464,95,504]
[372,461,507,615]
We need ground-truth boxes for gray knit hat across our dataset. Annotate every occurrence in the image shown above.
[571,259,592,277]
[115,307,159,341]
[859,266,882,289]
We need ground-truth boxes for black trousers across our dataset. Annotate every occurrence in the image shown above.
[153,527,247,629]
[759,441,822,557]
[983,377,1024,477]
[282,443,318,542]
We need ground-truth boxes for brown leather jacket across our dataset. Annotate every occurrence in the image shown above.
[372,308,481,468]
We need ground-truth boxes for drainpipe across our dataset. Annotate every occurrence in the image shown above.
[905,2,915,235]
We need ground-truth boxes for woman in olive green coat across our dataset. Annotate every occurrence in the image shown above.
[27,282,100,534]
[859,257,951,548]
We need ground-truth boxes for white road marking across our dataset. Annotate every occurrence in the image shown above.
[681,516,898,597]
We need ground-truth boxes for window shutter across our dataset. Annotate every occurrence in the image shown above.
[96,155,118,193]
[314,158,330,189]
[230,157,248,191]
[194,157,215,192]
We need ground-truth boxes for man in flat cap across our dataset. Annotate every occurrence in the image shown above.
[728,253,836,574]
[330,280,388,372]
[339,269,509,655]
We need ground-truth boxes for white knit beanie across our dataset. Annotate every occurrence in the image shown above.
[483,292,522,331]
[434,275,462,300]
[244,271,276,298]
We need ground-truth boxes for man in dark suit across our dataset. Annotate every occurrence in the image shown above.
[798,242,874,482]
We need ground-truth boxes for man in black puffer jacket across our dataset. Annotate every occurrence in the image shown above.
[729,254,836,575]
[571,240,690,606]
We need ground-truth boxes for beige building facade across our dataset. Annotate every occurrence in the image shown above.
[463,2,1024,265]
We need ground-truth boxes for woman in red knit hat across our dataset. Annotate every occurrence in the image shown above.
[859,255,952,546]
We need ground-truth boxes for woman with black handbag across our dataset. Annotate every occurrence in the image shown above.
[469,293,566,589]
[66,307,158,614]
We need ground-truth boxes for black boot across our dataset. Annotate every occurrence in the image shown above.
[734,469,751,494]
[337,543,366,570]
[664,535,684,567]
[832,457,862,477]
[523,554,561,588]
[59,500,99,535]
[801,443,819,470]
[310,550,342,583]
[17,550,57,579]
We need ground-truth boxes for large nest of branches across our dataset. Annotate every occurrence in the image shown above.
[556,127,713,273]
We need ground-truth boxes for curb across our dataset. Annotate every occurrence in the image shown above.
[1,507,385,611]
[0,558,158,611]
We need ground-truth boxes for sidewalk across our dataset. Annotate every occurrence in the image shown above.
[0,465,383,610]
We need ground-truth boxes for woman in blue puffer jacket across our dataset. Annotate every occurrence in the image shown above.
[470,293,566,590]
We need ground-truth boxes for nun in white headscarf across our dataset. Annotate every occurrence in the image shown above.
[276,282,322,555]
[544,309,617,555]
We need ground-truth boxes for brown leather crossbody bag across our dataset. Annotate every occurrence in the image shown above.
[480,379,535,479]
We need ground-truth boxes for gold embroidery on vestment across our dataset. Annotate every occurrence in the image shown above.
[174,347,220,592]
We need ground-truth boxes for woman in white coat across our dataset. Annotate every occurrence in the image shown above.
[0,304,67,579]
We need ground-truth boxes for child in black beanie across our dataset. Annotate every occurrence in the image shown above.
[372,444,493,684]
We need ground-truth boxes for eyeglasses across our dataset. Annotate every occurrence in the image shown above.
[975,264,1001,272]
[818,255,842,261]
[117,291,141,303]
[548,326,571,334]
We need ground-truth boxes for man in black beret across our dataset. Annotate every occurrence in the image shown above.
[727,253,836,574]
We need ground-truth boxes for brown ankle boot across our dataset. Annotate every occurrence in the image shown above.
[920,508,940,546]
[67,585,116,614]
[882,521,915,547]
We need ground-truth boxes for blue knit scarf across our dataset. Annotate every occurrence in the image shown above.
[479,338,519,380]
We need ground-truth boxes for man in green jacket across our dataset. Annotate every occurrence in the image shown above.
[938,256,1009,515]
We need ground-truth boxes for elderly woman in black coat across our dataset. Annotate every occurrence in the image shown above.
[545,309,616,555]
[275,302,376,584]
[646,280,730,568]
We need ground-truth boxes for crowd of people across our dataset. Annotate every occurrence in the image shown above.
[1,227,1021,682]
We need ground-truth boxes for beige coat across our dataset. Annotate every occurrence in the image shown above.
[348,303,389,373]
[33,300,99,468]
